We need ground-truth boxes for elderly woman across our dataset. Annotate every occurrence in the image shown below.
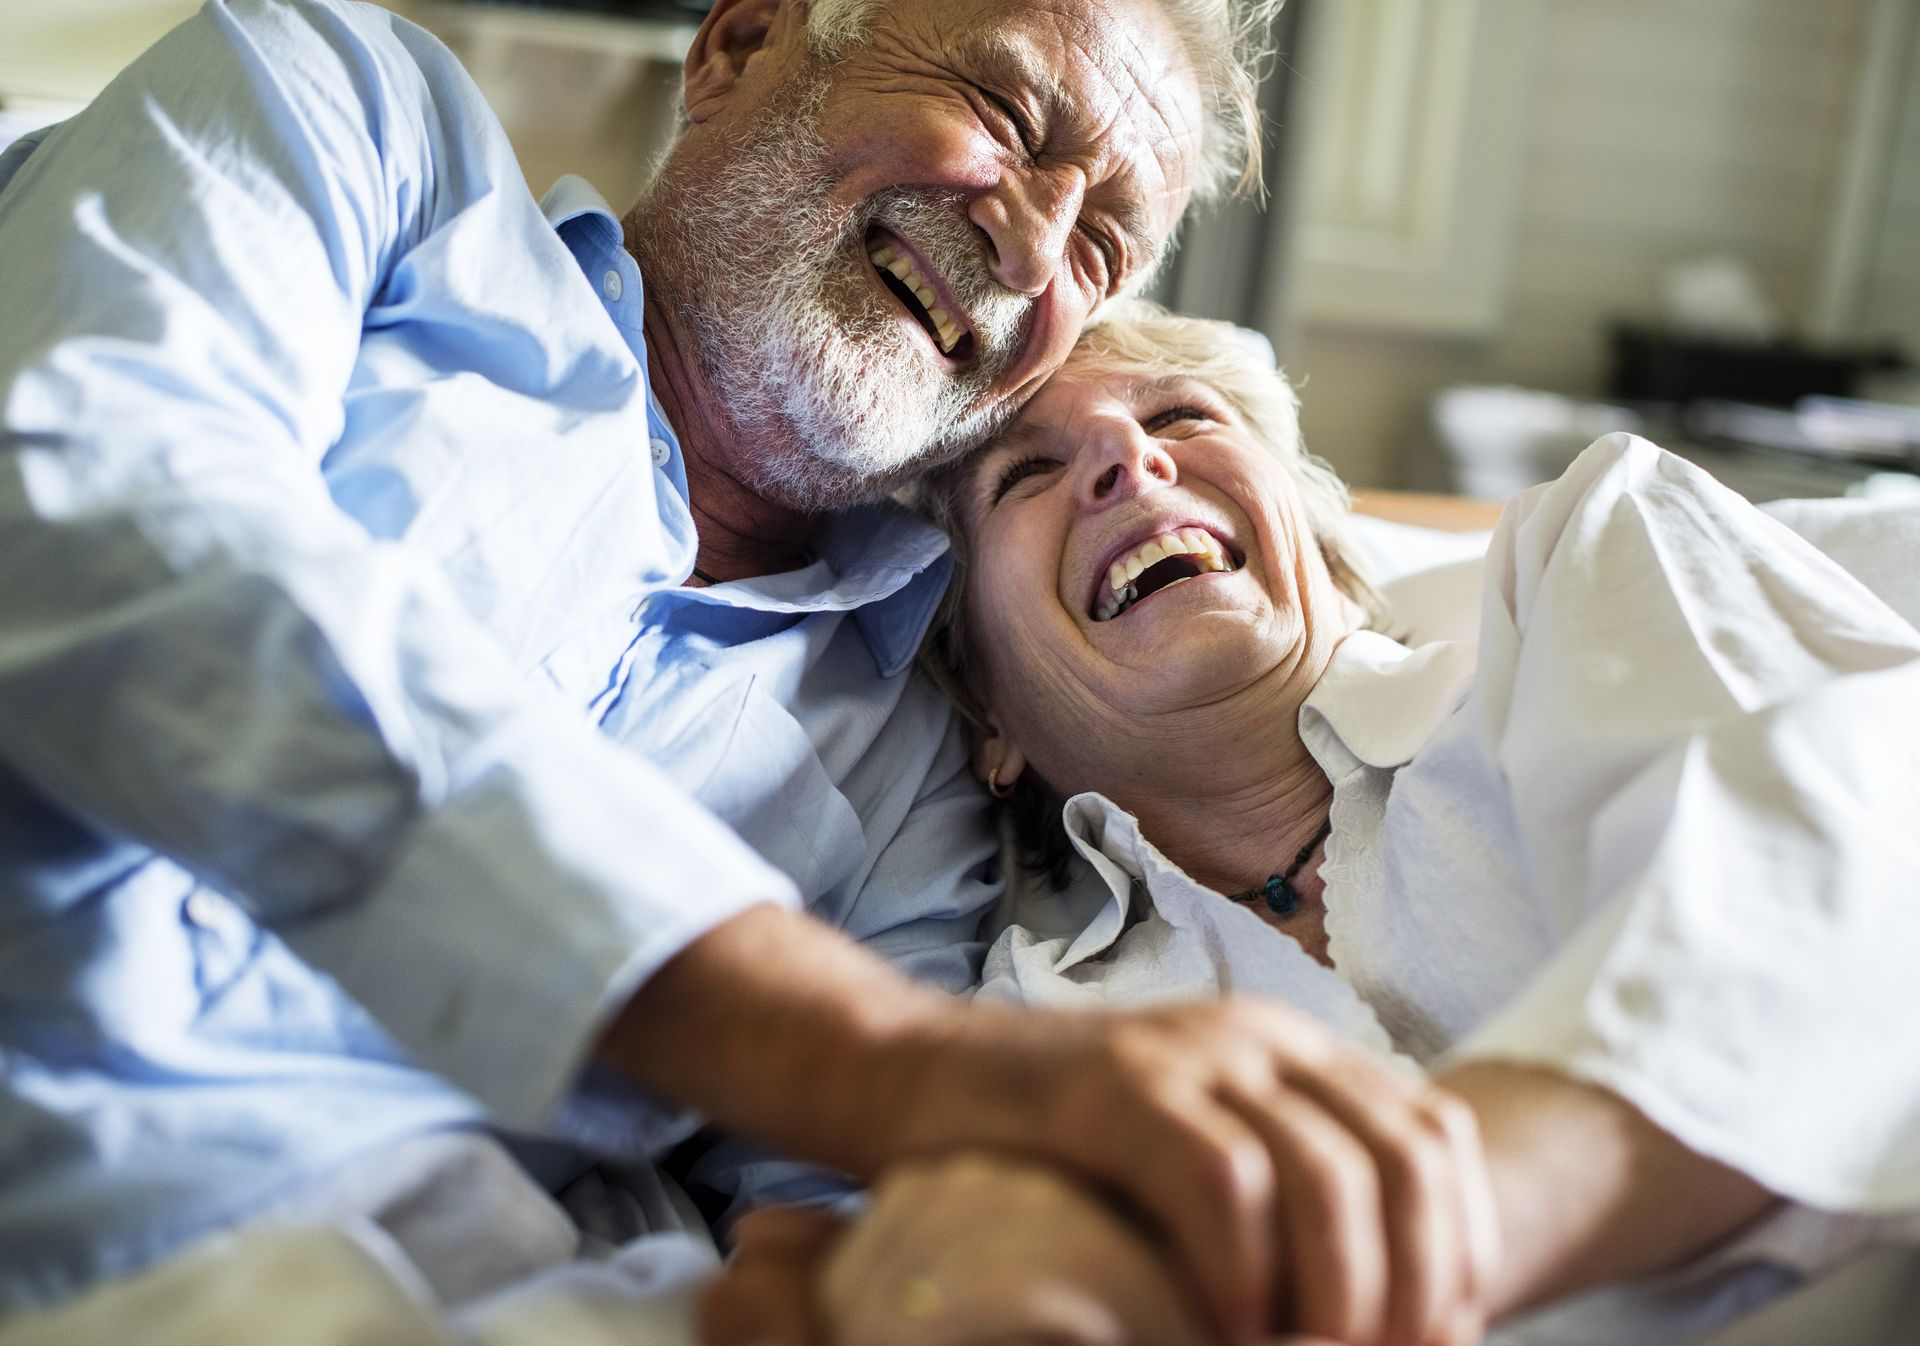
[721,300,1920,1346]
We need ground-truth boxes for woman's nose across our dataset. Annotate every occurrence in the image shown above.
[1079,423,1175,508]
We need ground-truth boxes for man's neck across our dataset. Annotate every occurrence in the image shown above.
[635,251,820,583]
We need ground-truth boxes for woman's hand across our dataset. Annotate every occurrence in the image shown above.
[882,1000,1501,1346]
[701,1205,847,1346]
[819,1156,1211,1346]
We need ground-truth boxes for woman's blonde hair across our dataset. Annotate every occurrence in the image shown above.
[913,298,1385,886]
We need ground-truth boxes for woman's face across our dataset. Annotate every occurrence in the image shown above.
[956,354,1356,796]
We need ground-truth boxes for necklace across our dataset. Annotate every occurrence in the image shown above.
[689,565,722,586]
[1226,816,1333,917]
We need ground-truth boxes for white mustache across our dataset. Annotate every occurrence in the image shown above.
[861,189,1030,375]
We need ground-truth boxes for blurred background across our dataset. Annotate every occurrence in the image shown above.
[4,0,1916,501]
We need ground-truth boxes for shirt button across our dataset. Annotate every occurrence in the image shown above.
[602,268,623,302]
[184,890,228,931]
[650,437,671,468]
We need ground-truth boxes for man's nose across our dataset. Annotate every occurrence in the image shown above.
[1079,421,1175,508]
[969,168,1084,297]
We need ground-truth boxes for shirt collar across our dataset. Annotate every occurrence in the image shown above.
[536,177,951,677]
[541,175,645,337]
[826,505,954,677]
[669,503,953,679]
[541,174,623,243]
[1299,630,1477,771]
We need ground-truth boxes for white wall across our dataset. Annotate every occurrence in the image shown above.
[1291,0,1877,489]
[1857,13,1920,356]
[0,0,203,109]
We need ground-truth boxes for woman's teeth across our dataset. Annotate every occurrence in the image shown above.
[868,242,964,355]
[1094,528,1237,622]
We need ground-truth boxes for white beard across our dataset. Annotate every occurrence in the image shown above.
[638,70,1031,511]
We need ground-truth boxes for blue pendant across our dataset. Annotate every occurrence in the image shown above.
[1261,874,1301,917]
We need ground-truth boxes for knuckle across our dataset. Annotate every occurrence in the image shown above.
[1292,1127,1379,1223]
[1379,1114,1452,1186]
[1427,1091,1482,1146]
[1182,1128,1273,1213]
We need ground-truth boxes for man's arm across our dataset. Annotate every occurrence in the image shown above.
[0,0,797,1130]
[666,691,1003,1223]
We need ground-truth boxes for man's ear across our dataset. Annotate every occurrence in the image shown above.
[970,725,1027,795]
[682,0,805,124]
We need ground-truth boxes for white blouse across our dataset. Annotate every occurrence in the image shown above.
[980,435,1920,1341]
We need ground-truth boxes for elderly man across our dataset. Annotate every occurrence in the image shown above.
[0,0,1491,1340]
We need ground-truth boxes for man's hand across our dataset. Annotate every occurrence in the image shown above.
[601,908,1496,1346]
[883,1001,1500,1346]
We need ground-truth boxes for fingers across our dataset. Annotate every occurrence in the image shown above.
[1432,1091,1501,1343]
[1100,1094,1279,1346]
[1262,1035,1490,1346]
[1219,1080,1387,1345]
[699,1207,846,1346]
[1108,1004,1490,1346]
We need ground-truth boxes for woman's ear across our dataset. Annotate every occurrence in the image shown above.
[971,726,1027,797]
[681,0,803,124]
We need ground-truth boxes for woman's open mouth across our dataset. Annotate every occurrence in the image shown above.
[866,228,976,363]
[1092,528,1240,622]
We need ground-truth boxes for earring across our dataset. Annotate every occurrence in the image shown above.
[987,765,1014,799]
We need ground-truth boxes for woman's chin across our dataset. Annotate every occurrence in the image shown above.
[1091,611,1300,712]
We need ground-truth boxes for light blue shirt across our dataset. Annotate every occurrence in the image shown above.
[0,0,996,1314]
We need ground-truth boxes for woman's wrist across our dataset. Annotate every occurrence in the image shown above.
[1437,1059,1778,1317]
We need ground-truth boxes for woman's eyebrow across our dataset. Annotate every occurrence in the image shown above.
[981,418,1053,462]
[1121,373,1193,402]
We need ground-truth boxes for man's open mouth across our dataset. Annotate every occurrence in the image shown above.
[1092,528,1240,622]
[866,229,975,361]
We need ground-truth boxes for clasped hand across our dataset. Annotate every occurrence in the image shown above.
[702,999,1498,1346]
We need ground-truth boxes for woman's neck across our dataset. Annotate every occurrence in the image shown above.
[1101,640,1344,900]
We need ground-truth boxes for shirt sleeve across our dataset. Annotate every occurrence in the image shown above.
[1450,433,1920,1211]
[0,0,797,1132]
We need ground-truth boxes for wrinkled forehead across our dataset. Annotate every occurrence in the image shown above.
[953,0,1203,236]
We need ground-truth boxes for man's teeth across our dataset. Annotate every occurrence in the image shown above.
[868,242,963,355]
[1095,528,1236,622]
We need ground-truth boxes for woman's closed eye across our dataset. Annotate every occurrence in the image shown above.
[1143,404,1214,435]
[991,453,1061,502]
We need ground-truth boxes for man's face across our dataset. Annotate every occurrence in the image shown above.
[647,0,1204,510]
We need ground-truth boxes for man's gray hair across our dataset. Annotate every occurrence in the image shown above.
[805,0,1288,199]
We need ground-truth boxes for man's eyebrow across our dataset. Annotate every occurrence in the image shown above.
[956,32,1083,129]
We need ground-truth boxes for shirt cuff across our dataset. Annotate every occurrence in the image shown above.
[279,706,800,1132]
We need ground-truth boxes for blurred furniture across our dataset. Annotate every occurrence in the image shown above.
[1352,490,1504,532]
[410,1,695,203]
[1412,385,1920,504]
